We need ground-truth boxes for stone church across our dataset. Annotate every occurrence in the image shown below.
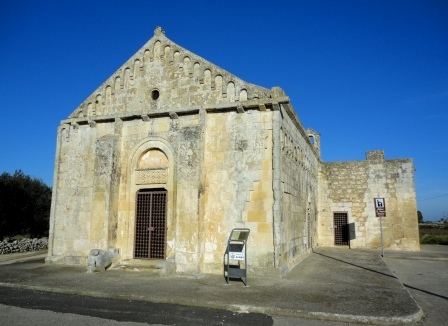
[46,27,419,276]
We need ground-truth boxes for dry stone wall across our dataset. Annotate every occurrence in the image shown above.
[0,237,48,254]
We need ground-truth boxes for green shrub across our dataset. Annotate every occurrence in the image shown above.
[420,235,448,245]
[0,170,52,239]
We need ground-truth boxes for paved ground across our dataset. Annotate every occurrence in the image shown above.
[0,247,424,325]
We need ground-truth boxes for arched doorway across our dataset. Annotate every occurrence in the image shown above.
[133,148,170,259]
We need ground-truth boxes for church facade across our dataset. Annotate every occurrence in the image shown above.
[46,27,419,276]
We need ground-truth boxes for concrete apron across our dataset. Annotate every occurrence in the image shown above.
[0,250,48,264]
[0,248,423,325]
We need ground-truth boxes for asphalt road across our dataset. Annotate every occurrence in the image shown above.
[0,286,357,326]
[0,303,156,326]
[1,302,362,326]
[0,286,273,326]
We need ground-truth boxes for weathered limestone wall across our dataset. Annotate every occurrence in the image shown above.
[274,103,319,275]
[48,122,120,264]
[115,113,204,274]
[48,112,205,271]
[68,27,271,122]
[318,150,419,251]
[48,106,279,274]
[202,109,275,274]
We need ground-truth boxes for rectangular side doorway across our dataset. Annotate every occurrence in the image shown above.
[134,189,167,259]
[333,212,349,246]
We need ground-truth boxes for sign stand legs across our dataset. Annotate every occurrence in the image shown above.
[224,228,250,286]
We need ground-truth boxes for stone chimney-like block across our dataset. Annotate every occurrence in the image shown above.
[366,150,385,162]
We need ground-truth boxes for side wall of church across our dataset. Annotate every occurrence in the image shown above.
[318,150,419,250]
[274,105,319,275]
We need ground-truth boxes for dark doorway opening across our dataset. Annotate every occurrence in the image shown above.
[334,212,349,246]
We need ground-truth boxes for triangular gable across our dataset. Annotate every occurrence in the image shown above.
[68,27,271,119]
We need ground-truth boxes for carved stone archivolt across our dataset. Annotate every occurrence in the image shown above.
[135,168,168,185]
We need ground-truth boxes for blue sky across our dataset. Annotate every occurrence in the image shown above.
[1,1,447,221]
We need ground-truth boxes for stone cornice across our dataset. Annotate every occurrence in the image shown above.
[61,97,290,125]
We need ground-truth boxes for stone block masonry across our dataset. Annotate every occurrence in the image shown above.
[318,150,419,251]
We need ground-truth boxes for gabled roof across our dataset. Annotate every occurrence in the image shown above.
[68,27,274,120]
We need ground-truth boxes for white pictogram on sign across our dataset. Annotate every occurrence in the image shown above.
[375,198,384,208]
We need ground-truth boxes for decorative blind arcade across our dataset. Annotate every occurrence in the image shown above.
[134,190,167,259]
[135,169,167,185]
